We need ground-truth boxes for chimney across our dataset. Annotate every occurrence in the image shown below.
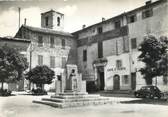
[146,0,152,5]
[82,24,86,29]
[24,18,27,25]
[102,17,105,22]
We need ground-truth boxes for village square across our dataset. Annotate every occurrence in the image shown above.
[1,0,168,117]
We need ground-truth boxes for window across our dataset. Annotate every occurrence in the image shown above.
[123,75,129,84]
[142,9,153,19]
[50,37,54,48]
[128,14,137,23]
[97,27,103,34]
[123,38,129,52]
[50,56,55,68]
[38,55,43,65]
[115,40,120,55]
[57,17,60,26]
[62,57,66,68]
[83,49,87,62]
[38,36,43,47]
[116,60,122,69]
[114,20,121,29]
[45,16,49,26]
[98,41,103,58]
[55,57,61,67]
[62,39,65,49]
[131,38,137,49]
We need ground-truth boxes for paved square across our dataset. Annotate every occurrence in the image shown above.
[0,94,168,117]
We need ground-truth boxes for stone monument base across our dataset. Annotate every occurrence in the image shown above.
[33,64,114,108]
[33,92,114,108]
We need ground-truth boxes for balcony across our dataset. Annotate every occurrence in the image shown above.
[92,58,108,67]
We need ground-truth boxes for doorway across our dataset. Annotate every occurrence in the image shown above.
[97,67,105,90]
[131,72,136,90]
[113,74,120,90]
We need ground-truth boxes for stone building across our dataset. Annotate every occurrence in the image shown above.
[73,0,168,91]
[3,0,168,92]
[0,37,30,91]
[15,10,77,90]
[128,0,168,91]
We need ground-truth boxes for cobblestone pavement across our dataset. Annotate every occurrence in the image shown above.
[0,92,168,117]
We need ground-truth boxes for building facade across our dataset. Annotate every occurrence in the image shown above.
[15,10,77,90]
[0,37,30,91]
[128,0,168,91]
[73,0,168,91]
[3,0,168,92]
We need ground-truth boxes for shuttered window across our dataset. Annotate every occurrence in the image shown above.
[62,57,66,68]
[127,14,137,23]
[123,37,129,52]
[62,39,65,49]
[114,20,121,29]
[123,75,129,84]
[116,60,122,69]
[50,37,54,48]
[131,38,137,49]
[98,41,103,58]
[38,36,43,47]
[57,17,60,26]
[38,55,43,65]
[50,56,55,68]
[97,27,103,34]
[45,16,49,26]
[142,9,153,19]
[83,49,87,62]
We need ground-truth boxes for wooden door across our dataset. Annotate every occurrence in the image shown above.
[113,75,120,90]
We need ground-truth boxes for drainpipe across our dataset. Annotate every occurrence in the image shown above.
[29,42,34,90]
[123,13,134,90]
[126,21,133,90]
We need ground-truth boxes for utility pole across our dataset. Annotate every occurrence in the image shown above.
[29,43,34,90]
[18,7,21,29]
[166,48,168,85]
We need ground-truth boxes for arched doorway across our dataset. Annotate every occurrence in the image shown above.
[113,74,120,90]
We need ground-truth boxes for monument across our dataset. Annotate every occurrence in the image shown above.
[33,64,112,108]
[55,64,86,95]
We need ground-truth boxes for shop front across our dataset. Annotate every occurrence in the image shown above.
[104,54,132,91]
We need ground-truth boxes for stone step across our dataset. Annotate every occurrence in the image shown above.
[42,97,110,103]
[33,99,114,108]
[51,94,100,99]
[106,90,133,94]
[33,100,63,108]
[43,98,64,103]
[58,92,88,96]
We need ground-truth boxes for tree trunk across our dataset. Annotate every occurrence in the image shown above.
[1,82,4,90]
[40,84,43,90]
[36,84,43,89]
[29,81,31,90]
[145,78,153,85]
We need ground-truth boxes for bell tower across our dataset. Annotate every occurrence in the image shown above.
[41,9,64,31]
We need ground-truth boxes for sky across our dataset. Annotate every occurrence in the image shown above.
[0,0,157,37]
